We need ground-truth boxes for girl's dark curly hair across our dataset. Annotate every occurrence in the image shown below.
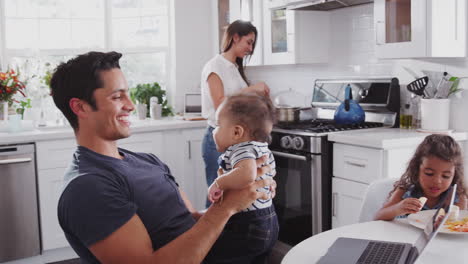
[390,134,466,198]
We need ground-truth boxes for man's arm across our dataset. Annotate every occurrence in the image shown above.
[89,161,273,264]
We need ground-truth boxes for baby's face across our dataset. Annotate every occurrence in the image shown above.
[212,106,236,152]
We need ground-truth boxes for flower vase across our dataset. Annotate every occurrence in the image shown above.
[0,101,8,121]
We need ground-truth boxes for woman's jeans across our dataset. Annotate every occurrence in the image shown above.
[204,206,279,264]
[202,126,222,208]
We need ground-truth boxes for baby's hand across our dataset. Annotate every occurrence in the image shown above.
[397,198,424,215]
[208,182,223,203]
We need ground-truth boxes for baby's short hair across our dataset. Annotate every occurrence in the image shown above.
[222,93,276,143]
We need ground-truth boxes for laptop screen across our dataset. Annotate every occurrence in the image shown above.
[413,184,457,254]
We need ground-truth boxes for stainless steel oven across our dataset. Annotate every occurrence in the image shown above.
[270,131,333,251]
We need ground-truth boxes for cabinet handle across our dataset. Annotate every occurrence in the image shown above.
[345,160,366,168]
[332,192,338,217]
[187,141,191,160]
[454,0,458,41]
[0,158,32,165]
[375,21,384,45]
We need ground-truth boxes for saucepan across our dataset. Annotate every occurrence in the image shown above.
[273,89,310,123]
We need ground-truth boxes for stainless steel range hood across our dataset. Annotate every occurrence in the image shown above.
[287,0,373,11]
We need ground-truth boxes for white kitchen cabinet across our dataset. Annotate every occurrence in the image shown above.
[36,139,77,251]
[263,1,330,65]
[228,0,264,66]
[182,128,207,211]
[374,0,467,58]
[332,177,368,228]
[160,128,207,211]
[331,143,416,229]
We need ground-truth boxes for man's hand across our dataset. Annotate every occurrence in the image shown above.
[219,156,275,214]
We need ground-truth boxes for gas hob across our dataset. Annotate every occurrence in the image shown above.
[273,119,384,136]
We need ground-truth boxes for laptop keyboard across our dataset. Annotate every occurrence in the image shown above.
[357,241,405,264]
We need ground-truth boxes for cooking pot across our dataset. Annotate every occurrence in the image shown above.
[273,89,308,122]
[276,105,301,122]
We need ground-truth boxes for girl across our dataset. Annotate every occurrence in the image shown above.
[205,93,278,264]
[201,20,270,207]
[375,134,467,221]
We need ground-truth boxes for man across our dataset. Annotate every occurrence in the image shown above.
[51,51,275,264]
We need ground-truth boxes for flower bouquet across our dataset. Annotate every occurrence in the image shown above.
[0,68,26,121]
[0,68,26,103]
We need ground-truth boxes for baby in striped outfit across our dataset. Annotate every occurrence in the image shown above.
[204,92,278,263]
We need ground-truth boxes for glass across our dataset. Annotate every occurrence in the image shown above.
[271,9,287,53]
[385,0,411,43]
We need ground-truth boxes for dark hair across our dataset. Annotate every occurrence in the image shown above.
[50,51,123,130]
[391,134,467,198]
[221,20,257,85]
[222,93,276,143]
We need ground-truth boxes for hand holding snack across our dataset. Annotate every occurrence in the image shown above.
[397,197,424,215]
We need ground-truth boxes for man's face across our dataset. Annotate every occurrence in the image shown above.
[86,68,135,140]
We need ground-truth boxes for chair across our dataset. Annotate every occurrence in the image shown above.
[358,178,398,223]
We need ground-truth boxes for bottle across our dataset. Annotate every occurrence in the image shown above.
[399,103,413,129]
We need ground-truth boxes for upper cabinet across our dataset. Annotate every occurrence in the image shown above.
[229,0,264,66]
[263,0,330,65]
[374,0,467,58]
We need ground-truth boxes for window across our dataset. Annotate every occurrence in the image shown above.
[0,0,169,105]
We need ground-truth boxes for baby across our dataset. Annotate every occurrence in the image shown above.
[205,93,278,263]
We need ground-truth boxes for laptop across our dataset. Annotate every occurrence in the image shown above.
[183,93,205,121]
[318,184,457,264]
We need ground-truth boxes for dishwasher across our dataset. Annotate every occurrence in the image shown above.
[0,143,40,262]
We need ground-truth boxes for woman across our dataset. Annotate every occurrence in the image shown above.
[201,20,270,207]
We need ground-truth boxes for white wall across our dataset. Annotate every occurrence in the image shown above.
[171,0,215,113]
[246,3,468,171]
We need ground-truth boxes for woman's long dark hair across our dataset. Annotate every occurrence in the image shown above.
[390,134,466,198]
[221,20,257,85]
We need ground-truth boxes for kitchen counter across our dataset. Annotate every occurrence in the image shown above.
[328,127,468,149]
[0,118,207,145]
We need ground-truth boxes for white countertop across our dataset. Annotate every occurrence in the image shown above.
[328,127,468,149]
[0,118,207,145]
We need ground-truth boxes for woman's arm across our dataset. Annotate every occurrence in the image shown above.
[240,81,270,97]
[207,73,225,110]
[207,73,270,111]
[374,188,423,221]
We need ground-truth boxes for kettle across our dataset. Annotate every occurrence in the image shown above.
[334,84,365,124]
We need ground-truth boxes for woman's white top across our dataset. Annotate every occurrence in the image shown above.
[201,54,248,127]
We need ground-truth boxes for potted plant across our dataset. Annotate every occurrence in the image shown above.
[130,82,173,118]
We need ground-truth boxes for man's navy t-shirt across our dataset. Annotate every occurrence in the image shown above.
[57,146,196,263]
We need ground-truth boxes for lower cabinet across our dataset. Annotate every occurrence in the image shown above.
[36,139,77,251]
[331,177,368,229]
[331,143,416,229]
[36,127,207,251]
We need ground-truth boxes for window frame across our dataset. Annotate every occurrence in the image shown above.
[0,0,171,88]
